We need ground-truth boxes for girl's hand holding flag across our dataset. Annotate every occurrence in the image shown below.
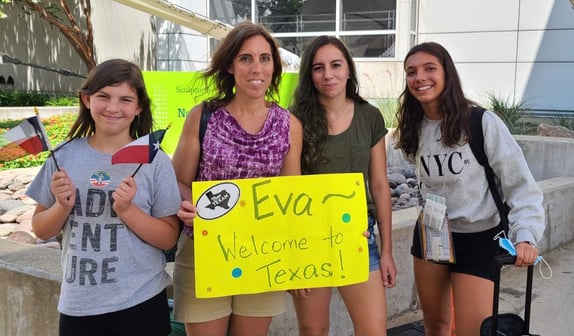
[112,176,137,214]
[50,169,76,209]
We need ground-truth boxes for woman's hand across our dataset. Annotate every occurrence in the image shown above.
[380,252,398,288]
[515,241,540,267]
[288,289,312,298]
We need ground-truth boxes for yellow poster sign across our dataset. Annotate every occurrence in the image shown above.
[192,173,369,298]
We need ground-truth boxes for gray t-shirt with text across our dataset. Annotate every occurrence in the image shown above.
[26,137,181,316]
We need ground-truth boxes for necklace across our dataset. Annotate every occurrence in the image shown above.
[327,112,346,126]
[326,101,352,128]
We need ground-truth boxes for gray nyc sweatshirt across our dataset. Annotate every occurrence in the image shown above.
[411,110,544,244]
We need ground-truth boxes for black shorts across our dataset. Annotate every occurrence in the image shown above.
[411,222,503,281]
[59,289,171,336]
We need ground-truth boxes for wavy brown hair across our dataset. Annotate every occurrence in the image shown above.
[394,42,476,156]
[290,36,366,172]
[68,59,153,140]
[202,21,282,111]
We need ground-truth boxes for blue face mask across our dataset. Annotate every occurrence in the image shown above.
[498,238,542,265]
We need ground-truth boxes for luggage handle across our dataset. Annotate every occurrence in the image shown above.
[495,254,517,266]
[491,254,534,336]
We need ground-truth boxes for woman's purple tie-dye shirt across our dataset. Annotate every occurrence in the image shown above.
[197,103,291,180]
[183,103,291,237]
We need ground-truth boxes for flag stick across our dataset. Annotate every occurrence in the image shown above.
[35,107,60,171]
[131,163,143,177]
[50,150,61,171]
[49,148,70,200]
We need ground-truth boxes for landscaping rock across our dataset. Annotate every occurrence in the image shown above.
[0,166,420,248]
[0,204,36,223]
[537,123,574,138]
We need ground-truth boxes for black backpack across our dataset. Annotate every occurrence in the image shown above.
[468,106,510,233]
[164,101,213,262]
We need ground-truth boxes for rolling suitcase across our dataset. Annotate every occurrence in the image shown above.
[480,254,540,336]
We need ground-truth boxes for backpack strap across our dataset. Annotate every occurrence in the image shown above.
[468,106,510,233]
[199,101,211,154]
[166,102,213,259]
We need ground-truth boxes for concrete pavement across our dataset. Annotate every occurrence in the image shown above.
[387,240,574,335]
[505,241,574,335]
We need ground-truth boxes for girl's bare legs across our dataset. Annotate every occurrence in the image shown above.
[185,316,229,336]
[451,272,494,336]
[339,269,388,336]
[292,287,333,336]
[229,315,273,336]
[413,257,452,336]
[185,314,272,336]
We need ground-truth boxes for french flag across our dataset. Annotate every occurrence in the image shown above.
[111,129,167,165]
[0,115,50,162]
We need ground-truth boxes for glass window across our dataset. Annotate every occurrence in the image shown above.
[277,34,395,59]
[205,0,411,59]
[257,0,303,33]
[275,36,316,57]
[410,0,417,31]
[342,0,396,31]
[211,0,251,25]
[259,0,335,33]
[156,32,178,70]
[341,35,395,57]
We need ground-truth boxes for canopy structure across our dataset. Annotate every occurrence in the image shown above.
[114,0,231,40]
[113,0,300,70]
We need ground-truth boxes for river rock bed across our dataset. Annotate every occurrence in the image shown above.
[0,166,419,249]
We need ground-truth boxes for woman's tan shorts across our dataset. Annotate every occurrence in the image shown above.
[172,235,286,323]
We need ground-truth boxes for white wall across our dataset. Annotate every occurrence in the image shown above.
[92,1,156,69]
[0,1,86,92]
[416,0,574,115]
[0,0,155,93]
[3,0,573,117]
[156,0,210,71]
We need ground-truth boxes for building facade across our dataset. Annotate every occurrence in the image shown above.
[1,0,573,116]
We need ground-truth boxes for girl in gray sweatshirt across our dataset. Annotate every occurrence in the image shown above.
[393,41,544,336]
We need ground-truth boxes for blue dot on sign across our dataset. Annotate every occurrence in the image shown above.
[342,213,351,223]
[232,268,243,278]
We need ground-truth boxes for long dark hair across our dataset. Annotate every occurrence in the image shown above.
[203,21,282,111]
[394,42,474,156]
[68,59,153,140]
[291,35,366,172]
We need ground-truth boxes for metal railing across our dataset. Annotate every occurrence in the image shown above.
[258,10,396,33]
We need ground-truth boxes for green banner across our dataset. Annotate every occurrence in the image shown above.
[143,71,299,154]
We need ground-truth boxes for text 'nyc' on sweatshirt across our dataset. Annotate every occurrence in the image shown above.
[413,110,544,244]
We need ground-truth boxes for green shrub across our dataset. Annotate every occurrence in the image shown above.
[0,113,77,170]
[0,89,76,107]
[552,111,574,131]
[46,95,79,106]
[374,98,398,128]
[484,94,534,135]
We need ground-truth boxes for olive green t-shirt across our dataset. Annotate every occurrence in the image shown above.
[308,101,388,217]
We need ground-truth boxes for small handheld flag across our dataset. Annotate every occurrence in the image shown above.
[111,128,169,176]
[0,115,51,162]
[111,129,167,164]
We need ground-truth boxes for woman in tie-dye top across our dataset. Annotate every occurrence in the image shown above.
[196,102,292,181]
[171,21,302,336]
